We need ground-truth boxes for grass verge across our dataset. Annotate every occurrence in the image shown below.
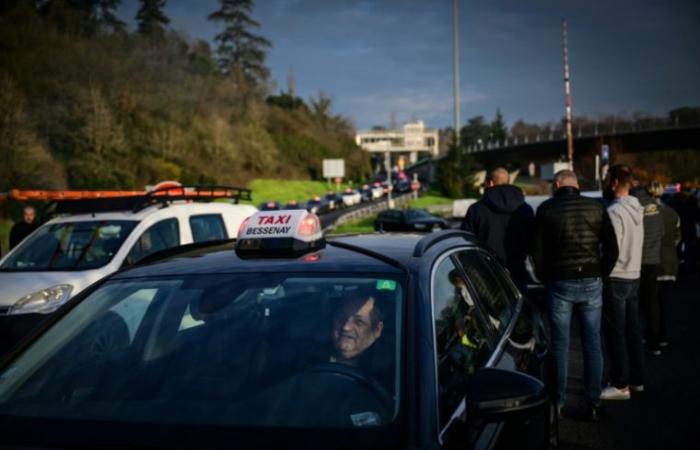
[0,219,12,256]
[408,192,454,209]
[327,216,376,235]
[248,179,341,205]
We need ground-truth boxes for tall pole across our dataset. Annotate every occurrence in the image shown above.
[562,18,574,169]
[452,0,461,146]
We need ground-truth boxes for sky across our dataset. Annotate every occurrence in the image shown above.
[118,0,700,130]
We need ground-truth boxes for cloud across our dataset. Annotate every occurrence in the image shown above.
[346,85,487,129]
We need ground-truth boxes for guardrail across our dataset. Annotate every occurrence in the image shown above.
[324,193,413,231]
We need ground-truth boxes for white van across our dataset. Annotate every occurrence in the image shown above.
[0,191,256,318]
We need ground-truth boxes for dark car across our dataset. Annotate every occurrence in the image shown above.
[0,209,556,450]
[325,192,344,211]
[284,199,306,210]
[306,196,331,215]
[393,179,412,194]
[259,201,282,211]
[375,209,448,232]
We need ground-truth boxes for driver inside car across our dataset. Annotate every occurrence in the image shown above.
[331,293,384,366]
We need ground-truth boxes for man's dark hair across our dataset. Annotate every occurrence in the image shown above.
[368,297,384,328]
[608,164,634,187]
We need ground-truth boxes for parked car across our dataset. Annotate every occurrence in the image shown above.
[0,210,556,450]
[259,201,281,211]
[341,188,362,207]
[306,196,331,215]
[325,192,344,210]
[285,199,306,210]
[375,208,448,232]
[371,182,385,200]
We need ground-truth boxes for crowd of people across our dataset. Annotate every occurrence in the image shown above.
[462,165,698,422]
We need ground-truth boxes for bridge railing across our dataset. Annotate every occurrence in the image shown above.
[465,118,700,153]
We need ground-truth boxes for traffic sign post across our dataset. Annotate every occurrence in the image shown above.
[323,159,345,191]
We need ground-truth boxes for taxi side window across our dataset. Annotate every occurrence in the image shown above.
[189,214,227,243]
[126,218,180,265]
[456,250,515,336]
[432,256,492,428]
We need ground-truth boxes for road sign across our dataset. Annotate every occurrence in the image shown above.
[322,159,345,179]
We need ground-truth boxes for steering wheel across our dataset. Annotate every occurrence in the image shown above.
[304,362,393,415]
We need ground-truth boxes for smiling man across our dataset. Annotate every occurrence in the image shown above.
[331,294,384,365]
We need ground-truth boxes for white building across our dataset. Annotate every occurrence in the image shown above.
[355,121,439,165]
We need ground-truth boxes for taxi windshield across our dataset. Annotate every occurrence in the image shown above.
[0,273,403,430]
[0,220,137,271]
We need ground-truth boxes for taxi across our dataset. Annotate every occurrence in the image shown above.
[0,209,556,450]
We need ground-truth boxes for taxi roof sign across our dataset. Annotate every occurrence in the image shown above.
[236,210,325,257]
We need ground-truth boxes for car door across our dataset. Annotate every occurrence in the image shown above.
[453,249,552,450]
[431,253,498,449]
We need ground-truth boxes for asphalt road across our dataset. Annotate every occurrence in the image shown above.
[559,274,699,450]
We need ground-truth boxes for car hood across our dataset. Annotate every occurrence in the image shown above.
[0,270,108,308]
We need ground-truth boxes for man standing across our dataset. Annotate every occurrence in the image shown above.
[649,181,681,348]
[601,165,646,400]
[462,167,534,292]
[631,184,665,355]
[533,170,618,420]
[9,206,40,250]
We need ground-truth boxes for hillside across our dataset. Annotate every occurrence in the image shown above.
[0,4,370,194]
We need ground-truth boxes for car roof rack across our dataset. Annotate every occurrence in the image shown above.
[2,185,252,215]
[412,230,479,257]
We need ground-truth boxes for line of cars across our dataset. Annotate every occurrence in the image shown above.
[259,179,416,215]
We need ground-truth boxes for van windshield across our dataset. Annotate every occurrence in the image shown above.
[0,221,137,271]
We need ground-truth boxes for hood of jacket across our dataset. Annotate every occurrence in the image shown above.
[482,185,526,214]
[613,195,644,226]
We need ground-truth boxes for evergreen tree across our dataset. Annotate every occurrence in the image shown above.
[98,0,125,33]
[208,0,271,84]
[490,109,507,144]
[136,0,169,39]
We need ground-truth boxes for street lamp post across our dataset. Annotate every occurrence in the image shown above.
[452,0,461,146]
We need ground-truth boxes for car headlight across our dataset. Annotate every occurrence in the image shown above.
[8,284,74,315]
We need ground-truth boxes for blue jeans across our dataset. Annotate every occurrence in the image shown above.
[546,278,603,408]
[603,278,644,388]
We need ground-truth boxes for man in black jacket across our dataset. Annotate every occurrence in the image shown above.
[9,206,40,250]
[533,170,619,421]
[461,167,534,292]
[631,185,665,355]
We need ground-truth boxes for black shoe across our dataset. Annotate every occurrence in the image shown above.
[587,404,604,422]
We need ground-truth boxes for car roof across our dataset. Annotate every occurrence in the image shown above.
[112,238,406,278]
[111,231,483,280]
[43,202,256,224]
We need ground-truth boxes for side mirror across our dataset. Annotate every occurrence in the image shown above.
[467,367,548,421]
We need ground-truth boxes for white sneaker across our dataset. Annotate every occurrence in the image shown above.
[600,385,631,400]
[630,384,645,392]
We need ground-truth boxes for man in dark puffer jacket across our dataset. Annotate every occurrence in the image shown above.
[533,169,618,421]
[461,167,534,292]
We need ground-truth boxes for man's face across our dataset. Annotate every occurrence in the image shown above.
[23,208,35,224]
[332,297,383,362]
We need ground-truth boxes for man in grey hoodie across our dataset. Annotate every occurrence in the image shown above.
[601,165,646,401]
